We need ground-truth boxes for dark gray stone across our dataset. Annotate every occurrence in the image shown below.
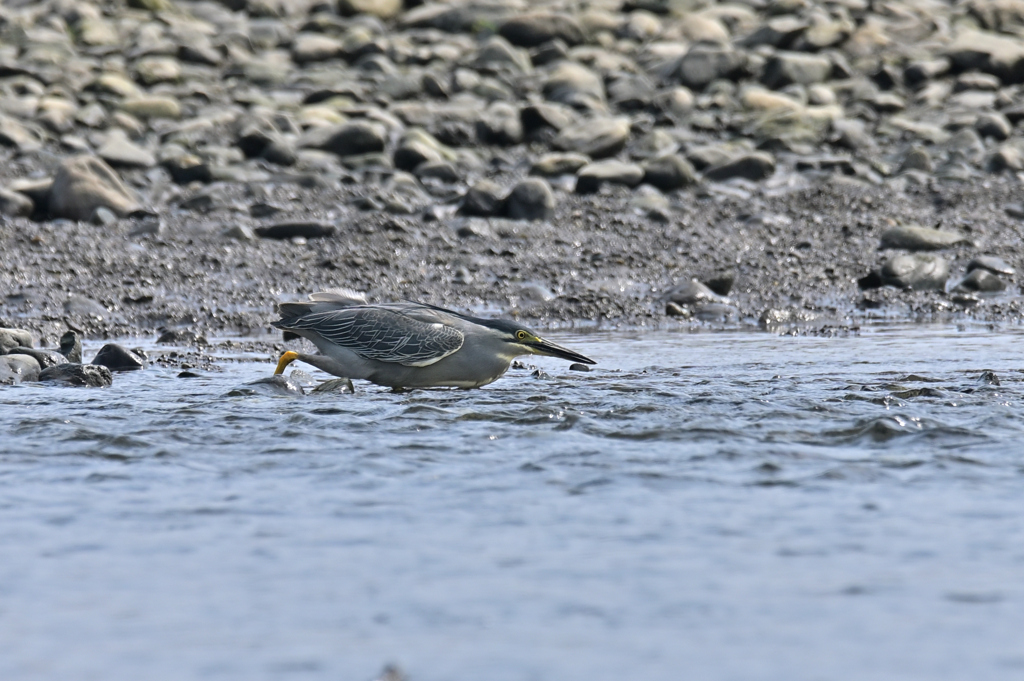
[504,178,555,221]
[576,161,645,194]
[499,13,584,47]
[641,154,698,190]
[39,363,113,387]
[460,180,505,217]
[255,222,336,239]
[704,152,776,181]
[92,343,146,371]
[319,121,387,158]
[956,269,1007,292]
[60,331,82,363]
[762,52,832,89]
[676,44,745,90]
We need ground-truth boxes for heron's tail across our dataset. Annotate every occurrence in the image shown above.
[275,289,367,322]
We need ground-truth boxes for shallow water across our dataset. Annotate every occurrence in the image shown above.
[2,326,1024,681]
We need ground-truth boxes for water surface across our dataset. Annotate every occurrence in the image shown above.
[2,326,1024,681]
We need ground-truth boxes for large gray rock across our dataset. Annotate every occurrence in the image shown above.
[38,363,113,387]
[48,156,140,221]
[552,117,631,159]
[879,225,972,251]
[504,178,555,221]
[0,328,33,354]
[881,254,950,290]
[0,354,41,384]
[9,347,66,369]
[499,13,585,47]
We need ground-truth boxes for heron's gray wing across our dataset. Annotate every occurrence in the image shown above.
[284,307,464,367]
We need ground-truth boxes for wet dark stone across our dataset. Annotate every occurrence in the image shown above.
[10,346,67,368]
[178,370,201,378]
[60,330,82,363]
[641,154,698,191]
[92,343,146,371]
[704,272,736,296]
[38,363,113,387]
[228,375,305,397]
[255,222,336,239]
[568,363,591,372]
[504,178,555,221]
[311,378,355,393]
[499,13,584,47]
[460,180,505,217]
[955,269,1006,292]
[704,152,776,182]
[319,121,386,157]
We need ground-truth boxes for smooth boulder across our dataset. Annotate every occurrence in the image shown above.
[0,354,41,384]
[0,328,33,354]
[92,343,146,371]
[504,178,555,221]
[880,254,950,290]
[48,156,139,221]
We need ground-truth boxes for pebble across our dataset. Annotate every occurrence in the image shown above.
[880,254,950,291]
[704,152,776,182]
[504,178,555,221]
[576,160,645,194]
[255,222,336,240]
[38,363,114,387]
[966,256,1014,276]
[552,117,631,159]
[879,225,972,251]
[641,154,698,191]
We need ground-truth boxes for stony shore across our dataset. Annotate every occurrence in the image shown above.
[2,0,1024,357]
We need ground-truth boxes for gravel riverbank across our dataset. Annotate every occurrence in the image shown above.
[2,0,1024,347]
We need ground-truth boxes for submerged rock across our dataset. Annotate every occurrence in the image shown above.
[38,363,113,387]
[311,378,355,394]
[228,375,305,397]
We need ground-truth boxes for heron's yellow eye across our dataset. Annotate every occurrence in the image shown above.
[516,330,528,341]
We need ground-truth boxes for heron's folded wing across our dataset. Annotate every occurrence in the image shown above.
[284,308,464,367]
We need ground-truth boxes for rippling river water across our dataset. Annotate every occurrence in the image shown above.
[2,326,1024,681]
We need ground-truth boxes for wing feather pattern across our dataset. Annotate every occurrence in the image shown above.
[281,307,464,367]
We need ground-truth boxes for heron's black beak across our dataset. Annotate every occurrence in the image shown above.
[526,338,596,365]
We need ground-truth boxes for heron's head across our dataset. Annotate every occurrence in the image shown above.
[485,320,596,365]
